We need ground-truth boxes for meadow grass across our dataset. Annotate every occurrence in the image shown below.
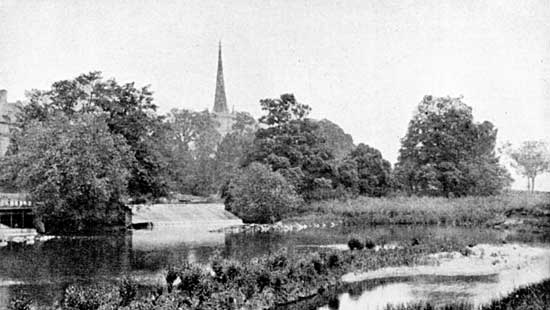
[291,191,550,227]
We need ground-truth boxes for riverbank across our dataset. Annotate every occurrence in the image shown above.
[15,235,548,310]
[4,192,549,309]
[285,191,550,229]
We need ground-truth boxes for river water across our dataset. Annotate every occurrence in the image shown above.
[0,225,548,309]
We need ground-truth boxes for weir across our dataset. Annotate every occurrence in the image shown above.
[131,203,243,229]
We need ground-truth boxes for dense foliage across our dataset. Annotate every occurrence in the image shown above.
[0,114,132,232]
[10,72,170,199]
[245,94,337,199]
[0,71,517,228]
[164,109,222,196]
[243,94,390,203]
[314,119,355,159]
[347,143,392,197]
[395,95,511,196]
[224,162,302,223]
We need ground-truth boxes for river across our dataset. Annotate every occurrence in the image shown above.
[0,225,548,309]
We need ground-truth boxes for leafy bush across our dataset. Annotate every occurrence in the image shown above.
[327,253,341,268]
[177,264,206,295]
[8,295,32,310]
[118,278,137,307]
[225,163,302,223]
[63,283,120,310]
[364,237,376,250]
[348,238,364,250]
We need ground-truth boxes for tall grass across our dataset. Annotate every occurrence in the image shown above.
[296,191,549,226]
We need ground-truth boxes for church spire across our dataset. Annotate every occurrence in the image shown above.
[213,41,228,113]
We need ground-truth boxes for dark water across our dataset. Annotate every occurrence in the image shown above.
[0,225,544,308]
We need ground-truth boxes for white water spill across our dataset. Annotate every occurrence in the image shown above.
[320,244,550,310]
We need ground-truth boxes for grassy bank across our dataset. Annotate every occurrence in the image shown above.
[289,191,550,227]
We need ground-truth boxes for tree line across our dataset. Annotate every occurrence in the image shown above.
[0,72,547,229]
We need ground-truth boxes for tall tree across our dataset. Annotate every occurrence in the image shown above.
[215,112,257,186]
[11,72,170,199]
[395,95,511,196]
[347,143,392,197]
[507,141,550,192]
[0,113,133,232]
[314,119,355,159]
[165,109,221,195]
[245,94,336,199]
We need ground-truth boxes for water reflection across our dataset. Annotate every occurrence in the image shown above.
[318,255,550,310]
[0,225,546,309]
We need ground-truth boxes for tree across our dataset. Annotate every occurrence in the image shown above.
[245,94,337,199]
[507,141,550,192]
[165,109,222,195]
[395,95,511,196]
[347,143,392,197]
[314,119,355,159]
[0,113,133,232]
[224,163,302,223]
[215,112,257,186]
[12,72,170,199]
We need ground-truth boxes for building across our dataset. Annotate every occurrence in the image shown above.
[210,42,238,137]
[0,90,21,156]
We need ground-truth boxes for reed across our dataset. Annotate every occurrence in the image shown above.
[295,191,549,227]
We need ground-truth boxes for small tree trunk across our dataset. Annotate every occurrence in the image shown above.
[531,177,536,193]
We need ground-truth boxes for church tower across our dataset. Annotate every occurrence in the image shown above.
[209,42,256,138]
[213,41,229,113]
[210,41,236,137]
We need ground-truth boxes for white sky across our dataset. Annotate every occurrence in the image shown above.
[1,0,549,190]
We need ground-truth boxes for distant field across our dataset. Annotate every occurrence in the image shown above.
[289,191,550,227]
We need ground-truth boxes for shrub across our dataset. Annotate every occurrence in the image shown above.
[177,264,205,295]
[310,254,327,274]
[348,238,364,250]
[327,253,341,268]
[364,237,376,250]
[225,163,302,223]
[256,270,271,291]
[8,295,32,310]
[460,247,473,257]
[63,284,120,310]
[268,248,289,270]
[118,278,137,307]
[165,268,179,292]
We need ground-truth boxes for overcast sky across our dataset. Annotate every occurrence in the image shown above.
[1,0,549,190]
